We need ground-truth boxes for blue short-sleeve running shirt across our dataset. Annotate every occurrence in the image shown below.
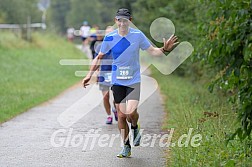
[100,28,151,86]
[94,44,113,86]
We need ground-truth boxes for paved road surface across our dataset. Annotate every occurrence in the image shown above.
[0,72,167,167]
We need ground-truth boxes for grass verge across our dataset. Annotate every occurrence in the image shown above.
[0,31,86,123]
[151,67,252,166]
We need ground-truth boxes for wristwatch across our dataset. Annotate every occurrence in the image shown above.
[161,47,169,53]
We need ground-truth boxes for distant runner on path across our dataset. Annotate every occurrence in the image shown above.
[94,26,118,125]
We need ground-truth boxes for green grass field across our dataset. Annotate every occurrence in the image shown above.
[0,31,86,123]
[151,67,252,166]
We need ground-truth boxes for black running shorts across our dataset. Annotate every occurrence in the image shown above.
[111,83,140,104]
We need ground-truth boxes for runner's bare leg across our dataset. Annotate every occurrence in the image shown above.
[102,91,111,115]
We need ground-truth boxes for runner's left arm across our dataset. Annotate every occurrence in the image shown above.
[146,34,179,56]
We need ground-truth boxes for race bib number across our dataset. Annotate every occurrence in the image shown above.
[116,66,133,79]
[104,72,112,82]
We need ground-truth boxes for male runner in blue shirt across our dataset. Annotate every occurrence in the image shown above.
[82,8,178,158]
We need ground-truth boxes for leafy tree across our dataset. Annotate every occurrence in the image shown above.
[199,0,252,140]
[0,0,41,24]
[0,11,6,23]
[132,0,202,77]
[132,0,169,44]
[48,0,71,33]
[65,0,102,30]
[98,0,120,26]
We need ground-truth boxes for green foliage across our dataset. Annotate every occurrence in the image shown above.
[115,0,136,12]
[0,0,41,24]
[0,0,122,34]
[65,0,102,29]
[198,0,252,140]
[48,0,71,33]
[132,0,200,45]
[47,0,122,33]
[132,0,203,78]
[151,68,252,166]
[132,0,171,45]
[96,0,120,26]
[0,11,6,23]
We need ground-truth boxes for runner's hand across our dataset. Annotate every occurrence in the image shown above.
[82,75,91,88]
[163,34,179,52]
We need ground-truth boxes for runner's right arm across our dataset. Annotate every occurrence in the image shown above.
[82,52,105,88]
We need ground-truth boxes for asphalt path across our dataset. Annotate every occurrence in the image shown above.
[0,71,167,167]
